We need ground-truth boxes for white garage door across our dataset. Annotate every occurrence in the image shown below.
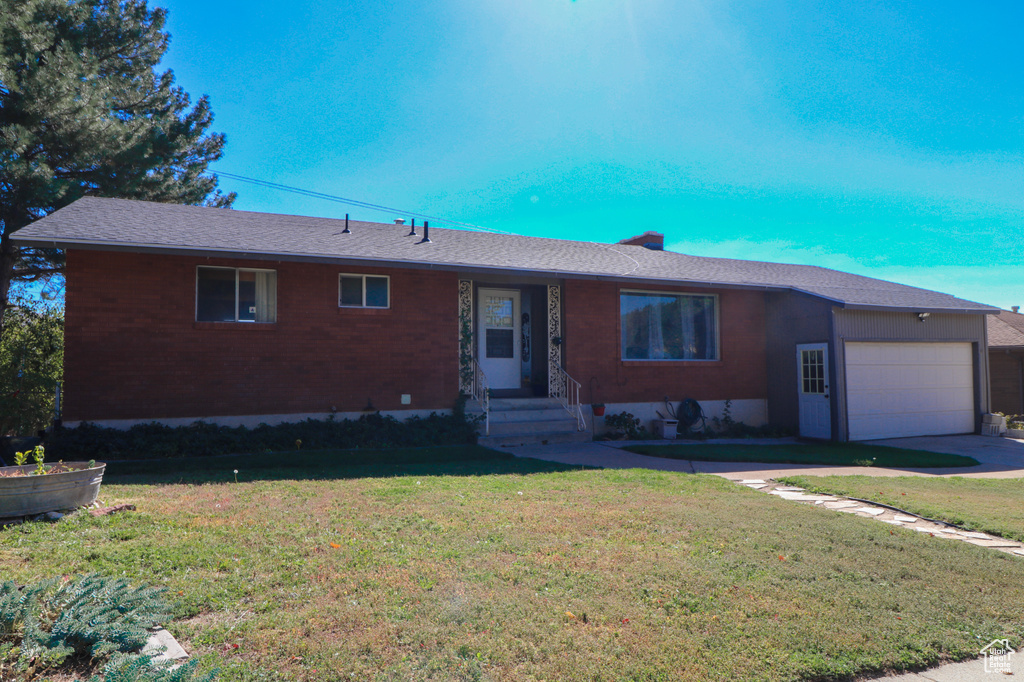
[845,342,975,441]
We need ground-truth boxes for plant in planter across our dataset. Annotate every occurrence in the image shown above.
[592,403,606,417]
[0,446,105,517]
[2,446,69,478]
[1005,414,1024,438]
[603,411,648,440]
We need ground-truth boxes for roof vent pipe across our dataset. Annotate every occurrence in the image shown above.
[342,214,351,234]
[1013,306,1020,314]
[418,221,431,244]
[407,218,417,237]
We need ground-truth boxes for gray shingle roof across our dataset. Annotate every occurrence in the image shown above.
[988,310,1024,348]
[13,197,996,313]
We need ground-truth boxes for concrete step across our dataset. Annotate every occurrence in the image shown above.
[467,397,589,447]
[466,398,572,422]
[489,398,563,411]
[489,407,570,423]
[486,418,580,437]
[478,429,592,448]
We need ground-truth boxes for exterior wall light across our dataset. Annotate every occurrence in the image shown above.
[917,312,930,322]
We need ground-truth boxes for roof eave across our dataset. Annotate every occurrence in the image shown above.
[835,302,998,315]
[13,236,803,292]
[14,235,998,314]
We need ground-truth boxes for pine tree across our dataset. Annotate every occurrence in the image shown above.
[0,0,234,331]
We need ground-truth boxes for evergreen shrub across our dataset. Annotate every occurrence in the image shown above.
[0,574,214,680]
[51,408,481,461]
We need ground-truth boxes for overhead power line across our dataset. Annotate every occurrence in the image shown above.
[212,171,512,235]
[212,171,643,276]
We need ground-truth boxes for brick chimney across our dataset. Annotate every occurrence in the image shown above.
[618,231,664,251]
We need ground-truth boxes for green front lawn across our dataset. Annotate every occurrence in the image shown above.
[780,475,1024,543]
[101,445,577,482]
[3,447,1021,681]
[623,442,980,468]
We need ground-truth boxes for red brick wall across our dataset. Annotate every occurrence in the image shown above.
[563,280,767,404]
[64,250,768,422]
[64,250,460,421]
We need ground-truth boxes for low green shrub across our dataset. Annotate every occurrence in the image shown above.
[0,574,214,681]
[90,654,215,682]
[50,408,480,461]
[603,411,649,440]
[998,413,1024,430]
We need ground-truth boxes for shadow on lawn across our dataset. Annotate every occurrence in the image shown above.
[101,445,591,485]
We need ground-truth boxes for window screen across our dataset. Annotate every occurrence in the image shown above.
[339,274,390,308]
[196,267,276,322]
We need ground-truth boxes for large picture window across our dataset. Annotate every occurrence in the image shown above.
[620,291,718,360]
[196,267,277,322]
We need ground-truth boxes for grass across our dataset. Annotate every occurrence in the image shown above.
[780,475,1024,543]
[622,442,980,468]
[99,445,577,483]
[4,446,1023,681]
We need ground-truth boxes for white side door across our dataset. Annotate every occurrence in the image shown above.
[797,343,831,439]
[478,289,521,389]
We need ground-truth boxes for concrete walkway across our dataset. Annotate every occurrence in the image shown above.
[509,435,1024,480]
[872,649,1020,681]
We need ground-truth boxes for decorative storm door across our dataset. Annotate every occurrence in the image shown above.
[478,289,521,389]
[797,343,831,439]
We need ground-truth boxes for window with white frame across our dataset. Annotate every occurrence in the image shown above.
[339,274,389,308]
[196,266,277,322]
[620,291,718,360]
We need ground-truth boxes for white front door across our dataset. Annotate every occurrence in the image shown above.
[478,289,521,389]
[797,343,831,439]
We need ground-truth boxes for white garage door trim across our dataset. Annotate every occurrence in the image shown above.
[845,342,975,441]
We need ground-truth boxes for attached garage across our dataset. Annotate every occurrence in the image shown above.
[769,297,993,442]
[844,342,975,440]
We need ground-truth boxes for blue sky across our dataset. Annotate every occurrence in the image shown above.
[159,0,1024,309]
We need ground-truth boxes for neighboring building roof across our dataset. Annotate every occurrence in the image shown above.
[988,310,1024,348]
[13,197,997,313]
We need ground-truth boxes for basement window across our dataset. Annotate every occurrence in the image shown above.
[339,274,390,308]
[196,266,277,322]
[620,291,718,360]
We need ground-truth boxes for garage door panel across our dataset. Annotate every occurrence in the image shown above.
[845,342,975,441]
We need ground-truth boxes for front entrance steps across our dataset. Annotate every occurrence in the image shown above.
[467,397,592,448]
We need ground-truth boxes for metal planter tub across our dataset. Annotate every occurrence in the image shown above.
[0,463,106,517]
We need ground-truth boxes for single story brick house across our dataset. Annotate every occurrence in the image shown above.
[13,197,998,442]
[987,309,1024,416]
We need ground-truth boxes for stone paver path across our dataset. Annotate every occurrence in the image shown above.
[735,479,1024,559]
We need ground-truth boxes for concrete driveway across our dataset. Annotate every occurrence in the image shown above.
[510,435,1024,480]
